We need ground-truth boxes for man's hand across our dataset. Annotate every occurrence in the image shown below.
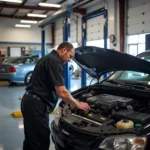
[76,102,90,112]
[55,86,90,112]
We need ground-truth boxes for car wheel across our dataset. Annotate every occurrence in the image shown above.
[24,72,32,86]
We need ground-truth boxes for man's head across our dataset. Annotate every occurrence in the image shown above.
[57,41,75,63]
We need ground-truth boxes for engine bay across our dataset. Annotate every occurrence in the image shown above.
[60,89,150,133]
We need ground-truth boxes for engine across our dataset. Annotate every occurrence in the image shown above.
[86,94,135,115]
[61,93,150,128]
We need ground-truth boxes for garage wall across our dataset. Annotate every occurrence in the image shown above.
[0,17,51,43]
[55,18,63,46]
[54,14,81,47]
[126,0,150,55]
[127,0,150,35]
[86,0,119,50]
[0,17,52,55]
[53,0,119,50]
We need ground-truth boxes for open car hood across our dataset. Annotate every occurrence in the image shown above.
[73,46,150,79]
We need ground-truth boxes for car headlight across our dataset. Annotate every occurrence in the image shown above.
[99,135,147,150]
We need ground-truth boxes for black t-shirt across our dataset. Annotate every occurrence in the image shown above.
[26,50,64,111]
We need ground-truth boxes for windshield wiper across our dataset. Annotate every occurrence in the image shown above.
[105,80,150,90]
[123,81,150,90]
[104,80,133,89]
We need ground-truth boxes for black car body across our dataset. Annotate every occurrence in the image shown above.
[51,47,150,150]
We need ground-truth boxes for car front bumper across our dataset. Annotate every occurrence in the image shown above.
[51,120,102,150]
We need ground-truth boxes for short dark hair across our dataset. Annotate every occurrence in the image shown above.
[57,41,74,51]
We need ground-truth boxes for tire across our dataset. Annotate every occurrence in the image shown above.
[24,71,32,86]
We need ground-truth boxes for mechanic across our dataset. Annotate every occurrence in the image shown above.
[21,41,90,150]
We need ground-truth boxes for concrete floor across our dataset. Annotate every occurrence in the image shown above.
[0,77,96,150]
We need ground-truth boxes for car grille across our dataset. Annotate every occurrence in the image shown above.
[0,67,8,73]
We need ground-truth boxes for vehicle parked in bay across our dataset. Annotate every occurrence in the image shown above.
[0,55,39,85]
[51,47,150,150]
[0,56,10,64]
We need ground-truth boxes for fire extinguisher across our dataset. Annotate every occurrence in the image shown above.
[0,51,2,58]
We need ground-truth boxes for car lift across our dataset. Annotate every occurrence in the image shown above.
[81,8,108,87]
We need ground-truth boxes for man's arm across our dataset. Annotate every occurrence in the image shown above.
[55,86,90,112]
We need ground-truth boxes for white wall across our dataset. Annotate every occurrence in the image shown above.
[0,17,52,55]
[0,17,51,43]
[127,0,150,35]
[54,0,120,50]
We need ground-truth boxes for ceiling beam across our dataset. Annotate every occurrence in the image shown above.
[0,3,86,15]
[0,3,60,11]
[0,2,6,14]
[43,0,67,14]
[13,0,28,16]
[59,0,66,4]
[0,14,41,21]
[72,0,85,6]
[75,0,91,8]
[73,7,86,15]
[0,7,3,14]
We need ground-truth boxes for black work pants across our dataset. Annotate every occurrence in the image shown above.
[21,94,51,150]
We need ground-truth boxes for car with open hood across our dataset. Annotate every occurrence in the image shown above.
[51,46,150,150]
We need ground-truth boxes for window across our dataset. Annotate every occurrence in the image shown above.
[127,33,149,55]
[128,45,138,56]
[128,35,138,44]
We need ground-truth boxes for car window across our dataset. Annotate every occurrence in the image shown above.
[8,58,26,64]
[25,57,37,64]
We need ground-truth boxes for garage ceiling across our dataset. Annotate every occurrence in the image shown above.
[0,0,101,21]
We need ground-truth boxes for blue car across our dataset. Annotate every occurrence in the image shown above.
[0,55,39,85]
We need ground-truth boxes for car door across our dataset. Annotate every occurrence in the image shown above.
[16,57,36,81]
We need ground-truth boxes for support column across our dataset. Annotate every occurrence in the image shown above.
[104,10,108,78]
[119,0,125,52]
[63,9,71,90]
[41,28,46,57]
[81,18,87,87]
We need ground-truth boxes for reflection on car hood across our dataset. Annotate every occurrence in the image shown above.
[73,46,150,79]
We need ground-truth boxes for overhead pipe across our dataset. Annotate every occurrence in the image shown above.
[38,7,68,28]
[119,0,125,52]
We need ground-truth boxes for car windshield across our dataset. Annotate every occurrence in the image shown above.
[7,57,27,64]
[3,57,16,63]
[107,51,150,83]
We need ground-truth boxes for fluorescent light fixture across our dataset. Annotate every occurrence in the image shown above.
[21,20,38,24]
[27,13,47,18]
[38,2,61,8]
[15,24,31,28]
[0,0,22,3]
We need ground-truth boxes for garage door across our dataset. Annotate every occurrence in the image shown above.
[87,15,106,41]
[127,0,150,35]
[54,15,78,46]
